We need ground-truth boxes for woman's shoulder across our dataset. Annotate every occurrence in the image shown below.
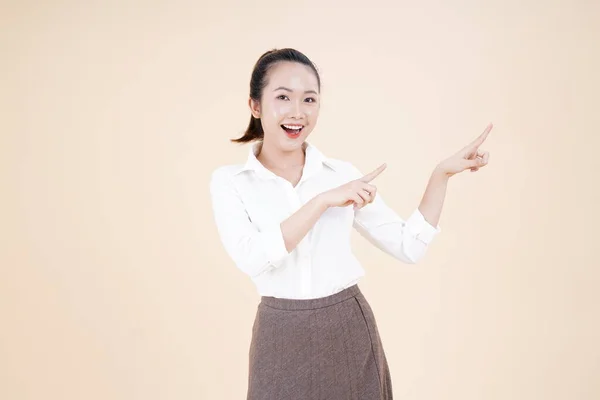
[211,163,243,176]
[209,163,245,188]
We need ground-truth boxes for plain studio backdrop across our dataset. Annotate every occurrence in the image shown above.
[1,0,599,399]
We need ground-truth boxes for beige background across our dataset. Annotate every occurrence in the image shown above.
[2,0,599,399]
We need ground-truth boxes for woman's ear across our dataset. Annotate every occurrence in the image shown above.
[248,98,261,119]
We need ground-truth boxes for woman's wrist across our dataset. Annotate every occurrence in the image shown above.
[314,193,331,211]
[433,164,451,180]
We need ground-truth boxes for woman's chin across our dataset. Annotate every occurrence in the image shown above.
[263,130,310,151]
[282,135,308,149]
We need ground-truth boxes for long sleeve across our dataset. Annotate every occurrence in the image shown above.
[349,164,441,264]
[209,167,291,277]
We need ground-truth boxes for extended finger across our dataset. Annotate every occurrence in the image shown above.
[359,163,387,183]
[471,123,493,148]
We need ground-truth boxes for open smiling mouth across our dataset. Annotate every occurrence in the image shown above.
[281,124,304,138]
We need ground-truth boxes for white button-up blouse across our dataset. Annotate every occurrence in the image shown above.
[209,141,441,299]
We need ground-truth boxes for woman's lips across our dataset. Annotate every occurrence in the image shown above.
[281,124,304,138]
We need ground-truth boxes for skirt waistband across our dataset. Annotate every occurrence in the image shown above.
[260,284,361,311]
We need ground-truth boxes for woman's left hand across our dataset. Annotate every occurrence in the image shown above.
[437,123,493,178]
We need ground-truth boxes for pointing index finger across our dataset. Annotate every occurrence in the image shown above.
[359,163,387,183]
[472,123,493,148]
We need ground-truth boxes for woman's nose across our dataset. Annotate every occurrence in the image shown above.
[291,101,305,118]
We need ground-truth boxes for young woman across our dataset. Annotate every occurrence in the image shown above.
[210,48,492,400]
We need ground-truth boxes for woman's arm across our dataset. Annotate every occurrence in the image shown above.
[281,164,386,252]
[419,123,494,228]
[417,167,449,228]
[210,165,383,277]
[280,196,329,252]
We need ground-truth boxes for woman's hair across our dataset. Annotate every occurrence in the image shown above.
[231,48,321,143]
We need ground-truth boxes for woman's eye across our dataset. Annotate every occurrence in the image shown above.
[277,95,316,103]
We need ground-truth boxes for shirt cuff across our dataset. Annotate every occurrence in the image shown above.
[406,208,442,244]
[262,224,290,266]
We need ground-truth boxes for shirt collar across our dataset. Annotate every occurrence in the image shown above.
[233,141,337,180]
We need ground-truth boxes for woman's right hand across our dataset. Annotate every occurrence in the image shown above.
[318,163,387,210]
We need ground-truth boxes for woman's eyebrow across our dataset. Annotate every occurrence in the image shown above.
[273,86,318,95]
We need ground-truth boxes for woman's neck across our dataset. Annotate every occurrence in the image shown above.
[257,141,306,170]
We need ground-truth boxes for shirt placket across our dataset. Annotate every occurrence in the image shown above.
[285,182,312,298]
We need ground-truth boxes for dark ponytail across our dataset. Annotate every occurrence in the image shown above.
[238,115,263,143]
[231,48,321,143]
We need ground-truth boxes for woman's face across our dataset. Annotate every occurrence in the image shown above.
[249,61,320,153]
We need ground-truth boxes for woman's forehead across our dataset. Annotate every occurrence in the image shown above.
[266,62,319,91]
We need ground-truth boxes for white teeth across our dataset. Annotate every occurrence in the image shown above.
[283,124,303,130]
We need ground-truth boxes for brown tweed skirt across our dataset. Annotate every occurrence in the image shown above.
[247,284,393,400]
